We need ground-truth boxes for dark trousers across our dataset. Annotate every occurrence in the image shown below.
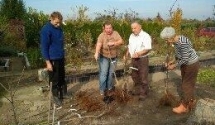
[48,58,67,99]
[180,61,199,104]
[131,57,149,96]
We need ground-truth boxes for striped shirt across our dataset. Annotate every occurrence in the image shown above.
[174,35,198,66]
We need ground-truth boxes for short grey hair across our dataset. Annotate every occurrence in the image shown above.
[160,27,176,39]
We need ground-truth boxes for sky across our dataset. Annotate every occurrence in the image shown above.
[24,0,215,20]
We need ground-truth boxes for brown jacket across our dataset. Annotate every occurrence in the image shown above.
[97,31,123,58]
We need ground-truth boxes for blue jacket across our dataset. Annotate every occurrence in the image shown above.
[40,22,64,60]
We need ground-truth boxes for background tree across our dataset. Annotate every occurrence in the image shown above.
[23,7,48,68]
[24,7,48,48]
[170,8,182,33]
[0,0,27,52]
[0,0,26,20]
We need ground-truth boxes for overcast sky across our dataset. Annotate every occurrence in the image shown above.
[24,0,215,20]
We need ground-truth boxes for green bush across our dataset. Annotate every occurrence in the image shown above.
[197,68,215,87]
[26,48,44,69]
[0,46,17,57]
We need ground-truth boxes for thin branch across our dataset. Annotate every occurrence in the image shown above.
[1,94,12,103]
[12,66,26,95]
[61,110,108,123]
[169,0,178,17]
[0,82,9,92]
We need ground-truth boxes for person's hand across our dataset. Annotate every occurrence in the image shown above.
[107,41,115,47]
[123,55,127,62]
[46,62,53,71]
[165,60,175,67]
[131,52,139,58]
[94,52,99,61]
[167,63,176,70]
[167,60,175,65]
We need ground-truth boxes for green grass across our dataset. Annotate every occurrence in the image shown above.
[197,67,215,87]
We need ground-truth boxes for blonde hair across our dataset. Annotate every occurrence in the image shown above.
[50,11,63,21]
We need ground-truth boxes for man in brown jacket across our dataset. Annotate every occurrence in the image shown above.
[94,21,124,97]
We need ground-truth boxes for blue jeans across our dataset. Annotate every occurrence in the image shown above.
[99,55,116,93]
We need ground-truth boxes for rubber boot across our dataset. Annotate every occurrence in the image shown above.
[172,103,188,114]
[52,88,62,106]
[61,84,70,99]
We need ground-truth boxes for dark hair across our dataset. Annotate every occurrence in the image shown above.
[50,11,63,21]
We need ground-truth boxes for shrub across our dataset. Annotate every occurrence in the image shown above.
[0,46,17,57]
[26,48,44,69]
[197,68,215,87]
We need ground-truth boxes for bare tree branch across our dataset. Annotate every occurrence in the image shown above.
[169,0,178,17]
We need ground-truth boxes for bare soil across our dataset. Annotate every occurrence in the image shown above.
[1,50,215,125]
[1,67,215,125]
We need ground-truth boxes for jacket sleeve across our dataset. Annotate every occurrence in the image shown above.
[40,28,51,60]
